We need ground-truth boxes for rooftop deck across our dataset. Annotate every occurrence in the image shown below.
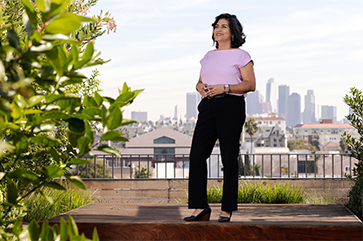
[47,203,362,240]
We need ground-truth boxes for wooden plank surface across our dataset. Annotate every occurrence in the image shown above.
[47,204,363,240]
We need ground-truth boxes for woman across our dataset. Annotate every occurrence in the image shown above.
[183,13,256,222]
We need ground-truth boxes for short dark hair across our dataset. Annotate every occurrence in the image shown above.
[211,13,246,49]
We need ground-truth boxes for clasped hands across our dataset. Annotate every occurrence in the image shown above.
[197,82,224,98]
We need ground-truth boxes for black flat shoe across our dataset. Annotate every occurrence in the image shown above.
[218,211,232,222]
[183,205,211,221]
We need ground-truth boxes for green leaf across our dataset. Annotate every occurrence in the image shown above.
[101,131,128,142]
[121,83,129,94]
[46,13,94,35]
[46,165,63,178]
[43,111,71,120]
[107,107,122,130]
[0,98,12,115]
[84,95,98,108]
[24,109,43,115]
[8,169,39,183]
[82,42,94,64]
[13,219,23,237]
[96,145,121,157]
[28,220,40,241]
[68,217,79,240]
[67,118,85,133]
[50,0,72,15]
[46,93,79,104]
[82,107,102,117]
[28,95,45,108]
[15,135,28,154]
[101,105,107,128]
[85,121,94,140]
[93,228,99,241]
[40,220,50,241]
[68,130,85,147]
[7,30,19,49]
[66,176,86,190]
[29,136,62,147]
[6,178,18,204]
[77,136,91,156]
[69,158,91,165]
[120,119,138,126]
[94,92,103,106]
[60,218,68,241]
[21,0,37,28]
[43,181,66,190]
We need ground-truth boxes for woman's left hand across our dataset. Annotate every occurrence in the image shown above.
[206,84,225,97]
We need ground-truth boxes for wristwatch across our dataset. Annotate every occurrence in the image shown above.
[224,84,230,93]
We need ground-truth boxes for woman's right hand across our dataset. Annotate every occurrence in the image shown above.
[196,82,208,97]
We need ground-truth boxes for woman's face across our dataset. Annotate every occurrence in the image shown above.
[213,18,232,43]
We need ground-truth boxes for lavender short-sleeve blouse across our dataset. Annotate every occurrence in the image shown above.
[200,48,253,97]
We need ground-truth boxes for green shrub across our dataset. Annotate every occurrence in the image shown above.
[23,182,94,223]
[77,160,112,179]
[343,87,363,221]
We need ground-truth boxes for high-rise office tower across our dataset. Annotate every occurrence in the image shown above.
[321,105,337,123]
[286,92,301,127]
[131,111,148,122]
[266,78,278,114]
[303,90,316,124]
[246,90,263,116]
[174,105,181,120]
[186,92,200,119]
[278,85,290,118]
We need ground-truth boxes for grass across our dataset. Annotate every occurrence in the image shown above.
[177,181,337,204]
[23,182,95,223]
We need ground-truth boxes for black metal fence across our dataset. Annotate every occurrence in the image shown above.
[72,153,359,180]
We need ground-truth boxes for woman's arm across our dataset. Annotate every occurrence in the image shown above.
[205,61,256,96]
[196,75,209,98]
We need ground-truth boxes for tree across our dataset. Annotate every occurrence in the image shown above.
[134,165,153,178]
[287,139,315,152]
[0,0,142,239]
[343,87,363,221]
[245,118,258,153]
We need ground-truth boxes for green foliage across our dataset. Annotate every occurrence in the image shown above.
[245,118,258,152]
[134,165,153,179]
[287,139,315,152]
[343,87,363,221]
[24,215,99,241]
[77,160,112,178]
[205,182,304,204]
[0,0,141,239]
[23,181,94,223]
[238,153,261,177]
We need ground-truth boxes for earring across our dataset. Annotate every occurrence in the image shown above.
[232,36,234,41]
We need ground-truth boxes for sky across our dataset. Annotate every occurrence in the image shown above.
[85,0,363,121]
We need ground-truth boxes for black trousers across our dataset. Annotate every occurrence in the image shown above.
[188,95,246,212]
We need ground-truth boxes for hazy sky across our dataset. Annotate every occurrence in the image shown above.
[86,0,363,121]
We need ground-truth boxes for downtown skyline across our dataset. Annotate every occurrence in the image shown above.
[84,0,363,121]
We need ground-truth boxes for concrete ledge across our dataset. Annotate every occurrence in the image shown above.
[83,179,351,203]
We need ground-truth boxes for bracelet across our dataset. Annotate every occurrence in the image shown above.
[224,84,230,94]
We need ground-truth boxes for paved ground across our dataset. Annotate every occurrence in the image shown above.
[47,204,363,240]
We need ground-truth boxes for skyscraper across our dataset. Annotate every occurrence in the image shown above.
[266,78,278,114]
[303,90,316,124]
[287,92,301,127]
[174,105,181,120]
[186,92,200,119]
[131,111,148,122]
[278,85,290,118]
[321,105,337,123]
[246,90,267,116]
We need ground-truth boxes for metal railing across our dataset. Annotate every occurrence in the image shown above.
[72,153,359,180]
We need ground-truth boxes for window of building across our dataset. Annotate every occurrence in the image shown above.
[274,144,277,147]
[305,130,308,132]
[278,121,281,124]
[270,121,272,124]
[153,136,175,144]
[258,121,261,124]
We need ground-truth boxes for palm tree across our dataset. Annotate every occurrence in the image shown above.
[245,118,258,153]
